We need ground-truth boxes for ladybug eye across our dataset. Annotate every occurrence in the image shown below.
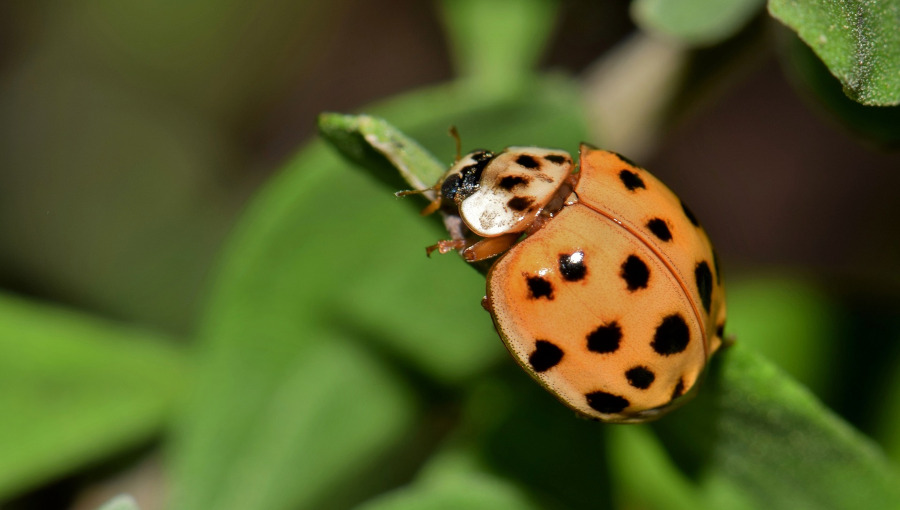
[440,173,462,200]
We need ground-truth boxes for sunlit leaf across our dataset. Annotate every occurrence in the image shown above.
[317,112,445,194]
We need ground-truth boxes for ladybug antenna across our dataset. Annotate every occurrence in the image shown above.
[395,188,430,197]
[395,187,442,216]
[448,125,462,163]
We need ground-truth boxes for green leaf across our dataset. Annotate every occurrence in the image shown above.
[877,346,900,465]
[654,344,900,509]
[725,274,839,395]
[167,146,423,510]
[357,449,540,510]
[768,0,900,106]
[632,0,765,46]
[0,293,187,500]
[439,0,559,92]
[171,332,417,510]
[169,78,590,510]
[317,112,445,194]
[776,27,900,146]
[607,426,705,510]
[451,368,615,508]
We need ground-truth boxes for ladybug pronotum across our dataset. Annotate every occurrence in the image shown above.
[418,144,726,423]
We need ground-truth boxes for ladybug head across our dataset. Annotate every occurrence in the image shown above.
[440,150,494,204]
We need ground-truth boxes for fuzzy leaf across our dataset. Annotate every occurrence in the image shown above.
[317,112,445,194]
[769,0,900,106]
[776,27,900,146]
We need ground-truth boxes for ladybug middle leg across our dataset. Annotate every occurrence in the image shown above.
[462,233,521,262]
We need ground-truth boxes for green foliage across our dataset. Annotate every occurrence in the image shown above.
[632,0,765,46]
[724,274,839,394]
[769,0,900,106]
[357,450,541,510]
[654,345,900,509]
[439,0,559,93]
[0,294,186,500]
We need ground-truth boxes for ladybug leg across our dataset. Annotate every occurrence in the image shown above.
[425,239,467,257]
[419,197,442,216]
[462,233,520,262]
[396,187,442,216]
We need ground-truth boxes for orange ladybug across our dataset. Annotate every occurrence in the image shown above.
[421,144,726,422]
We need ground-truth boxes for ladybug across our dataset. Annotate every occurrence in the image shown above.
[417,143,727,422]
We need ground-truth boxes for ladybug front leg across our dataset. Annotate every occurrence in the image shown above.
[425,239,467,257]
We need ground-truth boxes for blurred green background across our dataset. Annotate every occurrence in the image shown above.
[1,1,900,509]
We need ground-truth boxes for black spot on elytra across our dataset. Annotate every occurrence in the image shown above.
[625,366,656,389]
[529,340,563,372]
[716,321,725,338]
[545,154,567,164]
[652,314,690,355]
[587,322,622,353]
[507,196,535,211]
[498,175,529,190]
[695,261,713,314]
[526,276,553,300]
[612,151,640,168]
[558,251,587,282]
[516,154,540,169]
[681,199,700,227]
[619,169,646,191]
[620,255,650,291]
[671,379,685,400]
[646,218,672,242]
[586,391,630,414]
